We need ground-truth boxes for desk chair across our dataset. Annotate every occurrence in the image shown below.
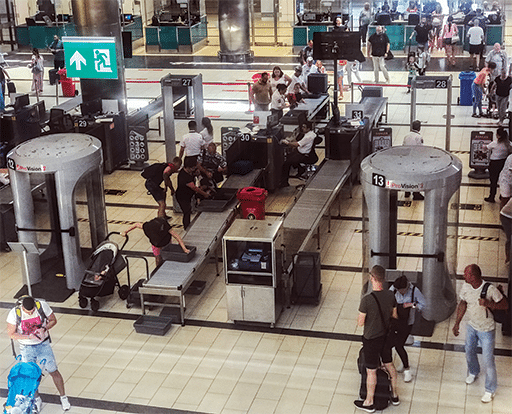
[294,135,323,181]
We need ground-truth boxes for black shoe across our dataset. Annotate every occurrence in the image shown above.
[413,193,424,200]
[484,197,495,203]
[354,400,375,413]
[472,113,480,118]
[391,396,400,406]
[404,192,411,197]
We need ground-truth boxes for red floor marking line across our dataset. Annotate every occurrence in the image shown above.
[353,82,408,88]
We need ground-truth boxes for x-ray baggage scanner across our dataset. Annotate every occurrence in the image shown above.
[361,146,462,322]
[7,134,107,291]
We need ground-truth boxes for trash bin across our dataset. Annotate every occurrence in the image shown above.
[57,68,76,97]
[459,71,476,106]
[237,187,267,220]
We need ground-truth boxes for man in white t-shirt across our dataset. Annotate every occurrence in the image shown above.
[6,297,71,411]
[452,264,508,403]
[280,121,317,187]
[402,120,423,146]
[179,120,205,164]
[467,21,485,70]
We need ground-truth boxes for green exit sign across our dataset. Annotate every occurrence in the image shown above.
[62,36,118,80]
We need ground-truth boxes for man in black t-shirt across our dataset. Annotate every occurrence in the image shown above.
[142,157,182,218]
[354,265,399,412]
[368,26,390,83]
[492,71,512,126]
[176,157,211,230]
[410,17,432,51]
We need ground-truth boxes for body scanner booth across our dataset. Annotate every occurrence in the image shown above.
[361,146,462,323]
[7,134,107,291]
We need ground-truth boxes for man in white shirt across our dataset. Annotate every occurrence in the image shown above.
[452,264,508,403]
[6,297,71,411]
[179,120,205,164]
[302,57,315,84]
[280,121,317,187]
[467,21,485,70]
[270,84,287,120]
[402,120,424,200]
[402,120,423,146]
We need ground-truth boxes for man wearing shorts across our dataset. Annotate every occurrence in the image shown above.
[142,158,182,218]
[6,296,71,411]
[354,265,399,413]
[467,21,485,70]
[122,217,189,267]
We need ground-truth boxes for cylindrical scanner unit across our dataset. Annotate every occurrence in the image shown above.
[237,187,268,220]
[360,145,462,323]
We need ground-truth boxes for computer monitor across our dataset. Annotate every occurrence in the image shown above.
[14,94,30,112]
[81,99,102,117]
[267,112,280,129]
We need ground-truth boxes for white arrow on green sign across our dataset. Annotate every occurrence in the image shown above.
[62,36,118,80]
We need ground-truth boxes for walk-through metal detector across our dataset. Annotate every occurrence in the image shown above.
[410,75,453,151]
[7,134,107,290]
[161,74,204,162]
[361,146,462,322]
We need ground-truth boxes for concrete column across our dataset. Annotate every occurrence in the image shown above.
[70,0,127,114]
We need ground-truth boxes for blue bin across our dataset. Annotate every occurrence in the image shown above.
[459,71,476,106]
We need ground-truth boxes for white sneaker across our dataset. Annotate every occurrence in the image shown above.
[60,396,71,411]
[481,392,495,403]
[35,396,42,411]
[404,369,413,383]
[466,374,477,384]
[405,335,415,345]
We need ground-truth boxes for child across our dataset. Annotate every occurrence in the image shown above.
[417,49,428,75]
[406,52,420,93]
[122,217,189,267]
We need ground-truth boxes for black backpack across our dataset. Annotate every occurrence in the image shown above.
[480,282,509,325]
[142,217,171,247]
[357,347,391,411]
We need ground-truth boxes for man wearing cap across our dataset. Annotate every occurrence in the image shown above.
[7,296,71,411]
[141,157,182,218]
[302,56,315,84]
[250,72,272,111]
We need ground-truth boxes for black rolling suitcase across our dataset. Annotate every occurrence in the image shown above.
[292,251,321,305]
[6,80,15,94]
[49,68,60,85]
[357,347,391,410]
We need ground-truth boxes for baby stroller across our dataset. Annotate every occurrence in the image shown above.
[78,232,130,311]
[3,360,42,413]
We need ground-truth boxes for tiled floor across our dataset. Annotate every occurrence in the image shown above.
[1,16,512,414]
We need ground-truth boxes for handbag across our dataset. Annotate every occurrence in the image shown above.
[451,34,460,44]
[384,50,394,60]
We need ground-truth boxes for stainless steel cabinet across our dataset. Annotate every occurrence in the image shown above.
[223,219,283,326]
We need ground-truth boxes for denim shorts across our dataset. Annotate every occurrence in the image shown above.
[20,340,58,373]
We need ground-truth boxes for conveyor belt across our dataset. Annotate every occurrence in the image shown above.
[283,160,351,264]
[139,170,262,325]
